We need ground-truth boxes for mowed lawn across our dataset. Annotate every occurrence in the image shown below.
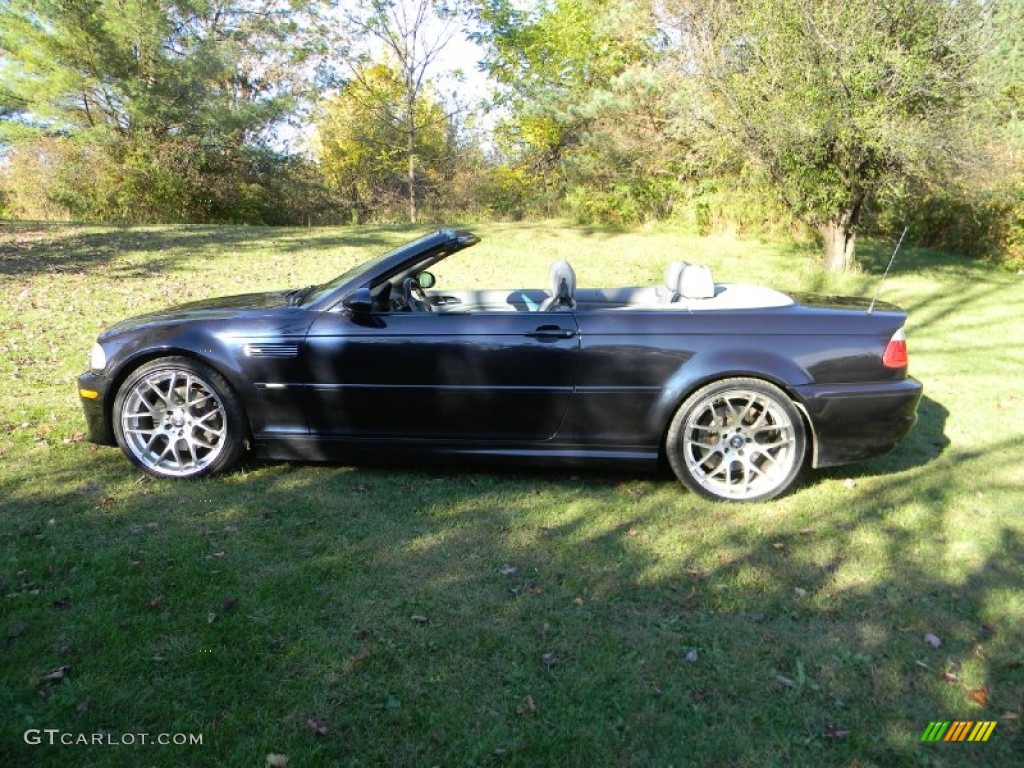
[1,221,1022,767]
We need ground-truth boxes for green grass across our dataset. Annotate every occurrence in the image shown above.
[1,221,1022,767]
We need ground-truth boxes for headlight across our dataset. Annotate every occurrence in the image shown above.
[89,343,107,372]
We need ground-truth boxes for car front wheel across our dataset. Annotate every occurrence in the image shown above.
[112,357,246,478]
[666,377,806,502]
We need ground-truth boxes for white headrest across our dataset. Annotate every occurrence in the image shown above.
[680,264,715,299]
[664,261,686,294]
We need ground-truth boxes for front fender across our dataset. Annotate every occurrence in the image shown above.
[101,325,266,436]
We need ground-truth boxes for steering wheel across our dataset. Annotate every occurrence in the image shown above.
[400,277,433,313]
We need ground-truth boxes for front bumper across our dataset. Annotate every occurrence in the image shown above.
[795,377,923,468]
[77,371,116,446]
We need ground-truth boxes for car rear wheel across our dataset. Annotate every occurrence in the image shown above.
[112,357,246,479]
[666,377,806,502]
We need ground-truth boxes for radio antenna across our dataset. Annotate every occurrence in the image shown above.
[868,226,908,314]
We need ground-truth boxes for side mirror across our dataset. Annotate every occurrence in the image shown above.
[417,271,436,289]
[342,288,374,313]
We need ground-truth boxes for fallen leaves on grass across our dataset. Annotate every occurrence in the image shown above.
[923,633,942,649]
[306,718,328,736]
[220,597,238,612]
[351,646,370,662]
[968,685,988,707]
[499,565,517,576]
[52,596,71,609]
[516,695,536,714]
[824,724,850,739]
[672,648,698,663]
[146,596,162,609]
[40,665,71,684]
[540,652,558,668]
[265,755,290,768]
[772,675,797,688]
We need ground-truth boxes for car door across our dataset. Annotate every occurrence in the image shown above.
[303,308,580,441]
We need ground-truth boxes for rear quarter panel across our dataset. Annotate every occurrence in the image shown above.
[561,305,908,446]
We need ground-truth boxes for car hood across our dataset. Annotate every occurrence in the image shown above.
[102,290,293,336]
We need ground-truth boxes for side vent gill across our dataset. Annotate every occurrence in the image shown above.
[242,343,299,358]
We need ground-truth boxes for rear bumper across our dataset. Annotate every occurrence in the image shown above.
[77,371,116,446]
[794,377,923,468]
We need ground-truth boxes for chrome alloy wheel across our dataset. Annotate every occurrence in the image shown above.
[679,387,799,500]
[119,369,228,477]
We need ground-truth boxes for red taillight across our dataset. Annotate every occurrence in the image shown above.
[883,328,909,368]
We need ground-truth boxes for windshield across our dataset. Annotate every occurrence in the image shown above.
[301,232,443,306]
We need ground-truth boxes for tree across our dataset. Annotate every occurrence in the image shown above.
[471,0,657,177]
[663,0,995,270]
[315,61,456,222]
[340,0,458,223]
[0,0,332,222]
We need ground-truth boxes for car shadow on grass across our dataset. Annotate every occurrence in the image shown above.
[6,400,1024,765]
[3,438,1022,766]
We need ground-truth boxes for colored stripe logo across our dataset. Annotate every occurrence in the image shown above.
[921,721,997,742]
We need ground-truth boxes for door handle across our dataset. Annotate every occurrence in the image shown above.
[526,325,577,339]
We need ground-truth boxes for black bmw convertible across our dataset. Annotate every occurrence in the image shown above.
[77,229,922,502]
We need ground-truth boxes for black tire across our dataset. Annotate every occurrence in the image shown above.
[112,356,247,479]
[666,377,806,502]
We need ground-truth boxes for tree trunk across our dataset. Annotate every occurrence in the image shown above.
[819,219,856,272]
[408,118,417,224]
